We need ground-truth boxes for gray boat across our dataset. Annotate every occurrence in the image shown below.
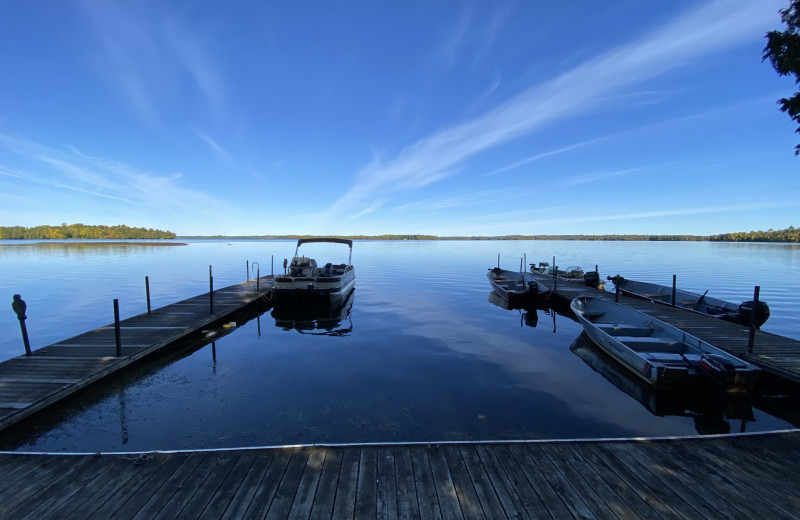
[571,296,761,392]
[609,275,769,328]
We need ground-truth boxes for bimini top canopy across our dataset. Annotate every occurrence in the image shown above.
[297,237,353,248]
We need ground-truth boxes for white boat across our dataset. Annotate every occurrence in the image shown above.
[571,296,760,392]
[273,238,355,307]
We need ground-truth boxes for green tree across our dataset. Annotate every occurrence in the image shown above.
[764,0,800,154]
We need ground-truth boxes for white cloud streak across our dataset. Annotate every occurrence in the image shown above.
[330,0,781,218]
[0,134,223,215]
[79,0,226,122]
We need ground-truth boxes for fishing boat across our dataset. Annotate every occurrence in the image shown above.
[273,238,355,307]
[530,262,603,289]
[570,296,760,392]
[608,275,769,328]
[487,267,550,307]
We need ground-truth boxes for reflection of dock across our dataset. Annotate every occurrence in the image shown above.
[528,271,800,385]
[2,432,799,517]
[0,277,273,431]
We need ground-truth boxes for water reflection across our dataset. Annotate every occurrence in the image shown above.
[569,335,755,435]
[272,292,354,336]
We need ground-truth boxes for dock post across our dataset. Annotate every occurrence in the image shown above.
[257,268,260,292]
[497,253,500,268]
[145,276,151,315]
[12,294,31,356]
[524,253,527,272]
[615,283,620,303]
[519,257,523,273]
[672,275,677,308]
[747,286,760,354]
[209,265,214,314]
[271,255,274,276]
[113,299,122,357]
[246,260,249,282]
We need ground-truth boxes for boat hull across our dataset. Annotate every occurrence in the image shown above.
[571,296,760,391]
[487,269,549,307]
[273,270,355,307]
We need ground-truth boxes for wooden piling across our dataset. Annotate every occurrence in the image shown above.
[113,299,121,357]
[672,274,677,308]
[145,276,151,314]
[748,285,760,354]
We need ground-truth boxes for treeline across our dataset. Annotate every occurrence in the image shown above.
[709,226,800,243]
[180,228,800,243]
[1,224,176,240]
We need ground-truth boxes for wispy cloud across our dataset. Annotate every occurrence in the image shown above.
[0,134,222,214]
[393,187,520,213]
[437,5,474,69]
[194,130,234,166]
[79,0,226,122]
[484,139,600,177]
[564,167,647,186]
[330,0,780,218]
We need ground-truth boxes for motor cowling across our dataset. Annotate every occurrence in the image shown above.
[738,300,770,328]
[584,271,600,288]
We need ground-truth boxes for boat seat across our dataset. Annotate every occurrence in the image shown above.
[616,337,684,353]
[582,311,606,320]
[677,298,698,305]
[597,325,652,337]
[642,352,688,365]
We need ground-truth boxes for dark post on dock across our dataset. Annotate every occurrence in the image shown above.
[145,276,151,315]
[671,275,677,308]
[113,298,122,357]
[209,265,214,314]
[12,294,31,356]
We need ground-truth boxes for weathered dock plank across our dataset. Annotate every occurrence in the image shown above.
[0,278,272,432]
[2,432,799,519]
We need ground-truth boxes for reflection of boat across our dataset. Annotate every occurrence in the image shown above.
[273,238,355,307]
[529,262,603,289]
[273,292,354,336]
[571,296,760,391]
[569,336,755,435]
[486,291,539,327]
[487,268,550,307]
[608,275,769,328]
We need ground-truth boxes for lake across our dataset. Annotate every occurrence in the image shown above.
[0,239,798,452]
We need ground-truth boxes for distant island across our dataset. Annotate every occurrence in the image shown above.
[1,224,176,240]
[180,226,800,243]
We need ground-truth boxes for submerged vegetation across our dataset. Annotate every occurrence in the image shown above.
[1,224,176,240]
[182,226,800,243]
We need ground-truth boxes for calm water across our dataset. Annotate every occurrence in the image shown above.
[0,239,798,452]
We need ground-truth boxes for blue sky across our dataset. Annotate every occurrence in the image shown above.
[0,0,798,236]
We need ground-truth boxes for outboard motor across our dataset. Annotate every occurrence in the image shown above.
[699,354,736,387]
[584,271,600,288]
[738,300,770,328]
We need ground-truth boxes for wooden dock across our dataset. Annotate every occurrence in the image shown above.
[0,431,798,519]
[530,273,800,385]
[0,277,273,431]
